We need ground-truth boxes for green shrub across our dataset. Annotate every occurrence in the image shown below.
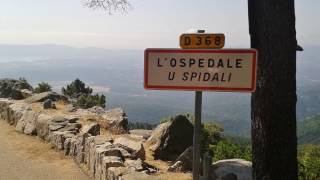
[75,94,106,109]
[18,77,33,90]
[34,82,52,93]
[298,144,320,180]
[62,78,92,98]
[201,122,224,154]
[62,79,105,109]
[209,139,252,162]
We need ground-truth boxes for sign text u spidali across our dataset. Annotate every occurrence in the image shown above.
[144,49,257,92]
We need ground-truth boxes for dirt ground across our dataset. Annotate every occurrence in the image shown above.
[0,120,90,180]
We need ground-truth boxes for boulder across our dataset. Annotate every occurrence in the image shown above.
[43,99,56,109]
[168,146,193,172]
[58,122,82,134]
[101,156,124,178]
[35,114,52,140]
[49,131,75,150]
[130,129,153,140]
[210,159,252,180]
[0,99,11,121]
[0,78,33,100]
[81,123,100,136]
[20,89,33,98]
[147,114,194,160]
[87,106,106,115]
[68,134,88,164]
[7,102,29,125]
[101,108,129,134]
[114,137,145,160]
[221,173,238,180]
[124,159,144,172]
[65,104,76,112]
[121,172,160,180]
[15,109,38,135]
[106,167,132,180]
[25,91,67,103]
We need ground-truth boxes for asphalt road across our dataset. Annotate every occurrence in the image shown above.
[0,121,90,180]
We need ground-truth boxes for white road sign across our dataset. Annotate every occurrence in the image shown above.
[144,48,257,92]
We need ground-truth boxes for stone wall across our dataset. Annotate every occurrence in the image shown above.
[0,99,157,180]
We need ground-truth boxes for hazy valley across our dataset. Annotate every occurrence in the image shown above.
[0,44,319,136]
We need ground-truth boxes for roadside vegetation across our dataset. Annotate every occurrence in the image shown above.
[33,82,52,93]
[61,78,106,109]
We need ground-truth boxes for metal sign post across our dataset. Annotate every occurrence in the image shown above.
[193,90,202,180]
[191,30,204,180]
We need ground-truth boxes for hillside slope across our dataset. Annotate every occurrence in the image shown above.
[298,115,320,144]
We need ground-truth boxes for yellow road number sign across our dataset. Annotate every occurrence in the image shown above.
[180,33,225,49]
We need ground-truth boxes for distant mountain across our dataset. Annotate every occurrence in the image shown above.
[298,115,320,144]
[0,44,319,137]
[0,44,140,62]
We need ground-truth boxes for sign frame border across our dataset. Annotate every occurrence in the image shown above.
[144,48,257,92]
[179,33,226,49]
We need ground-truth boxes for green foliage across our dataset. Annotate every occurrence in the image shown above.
[75,94,106,109]
[298,115,320,144]
[18,77,33,90]
[33,82,52,93]
[0,78,33,99]
[201,122,224,154]
[208,139,252,162]
[62,78,93,98]
[298,144,320,180]
[62,79,105,109]
[159,116,170,124]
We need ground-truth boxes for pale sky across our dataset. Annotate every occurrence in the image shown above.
[0,0,318,49]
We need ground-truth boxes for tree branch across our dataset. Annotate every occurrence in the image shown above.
[82,0,131,14]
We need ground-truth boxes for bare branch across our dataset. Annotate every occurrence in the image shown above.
[82,0,131,14]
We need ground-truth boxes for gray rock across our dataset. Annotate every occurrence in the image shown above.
[125,159,144,172]
[121,172,160,180]
[104,147,123,157]
[20,89,33,98]
[168,146,193,172]
[25,91,67,103]
[15,109,38,135]
[130,129,153,140]
[35,114,52,140]
[101,108,129,134]
[49,131,74,150]
[81,123,100,136]
[58,122,82,134]
[210,159,252,180]
[0,78,33,100]
[87,106,106,115]
[147,114,194,160]
[102,156,124,178]
[114,137,145,160]
[91,143,115,179]
[64,138,72,155]
[7,102,29,125]
[106,167,132,180]
[43,99,55,109]
[47,116,82,138]
[65,104,76,112]
[68,134,88,164]
[222,173,238,180]
[65,116,79,123]
[168,161,184,172]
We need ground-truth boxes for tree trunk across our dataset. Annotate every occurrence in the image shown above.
[248,0,298,180]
